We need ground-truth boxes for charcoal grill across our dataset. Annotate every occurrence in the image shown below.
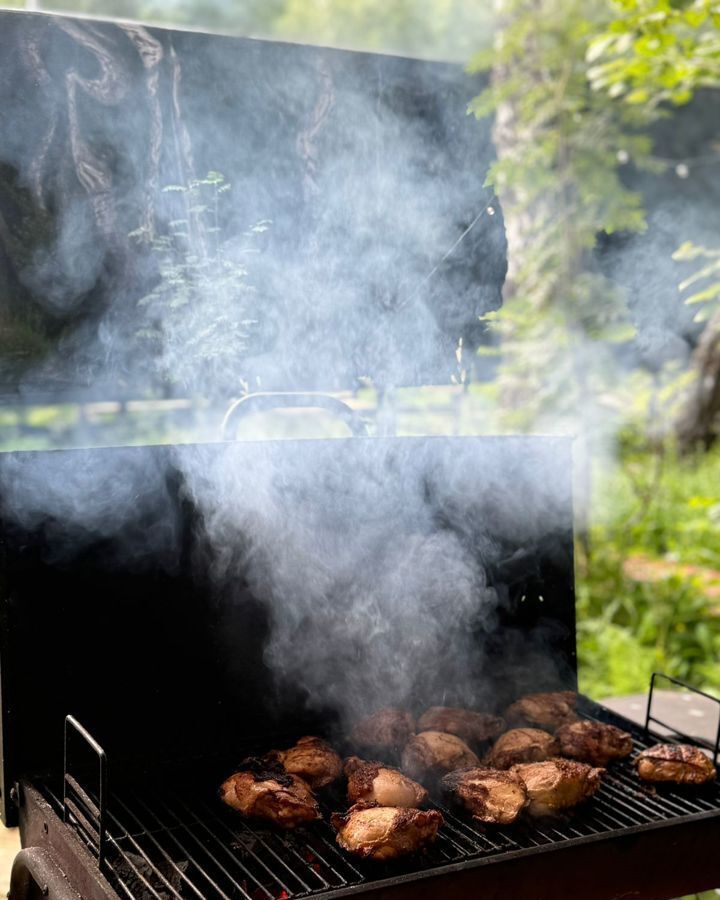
[1,435,720,900]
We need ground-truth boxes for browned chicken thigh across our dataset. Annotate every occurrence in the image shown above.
[345,757,428,808]
[351,709,416,757]
[220,761,321,828]
[485,728,559,769]
[636,743,716,784]
[505,691,579,730]
[442,767,528,825]
[511,759,604,815]
[417,707,505,747]
[331,802,443,860]
[555,721,633,767]
[270,736,343,789]
[401,731,479,782]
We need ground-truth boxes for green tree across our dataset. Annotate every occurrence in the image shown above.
[469,0,652,548]
[589,0,720,451]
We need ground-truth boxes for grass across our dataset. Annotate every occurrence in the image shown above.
[578,443,720,699]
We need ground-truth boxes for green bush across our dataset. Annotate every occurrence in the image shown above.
[578,442,720,698]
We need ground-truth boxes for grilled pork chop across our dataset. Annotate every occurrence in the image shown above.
[331,802,443,860]
[511,758,604,815]
[345,756,428,808]
[351,708,415,757]
[417,707,505,747]
[220,760,321,828]
[555,720,633,767]
[505,691,579,730]
[401,731,479,782]
[636,743,716,784]
[442,767,528,825]
[271,736,343,789]
[485,728,559,769]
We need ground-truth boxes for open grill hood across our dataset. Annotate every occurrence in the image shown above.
[0,10,506,397]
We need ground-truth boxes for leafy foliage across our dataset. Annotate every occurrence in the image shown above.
[468,1,649,438]
[578,441,720,697]
[674,241,720,323]
[587,0,720,110]
[132,172,267,395]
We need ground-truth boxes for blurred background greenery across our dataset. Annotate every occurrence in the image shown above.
[0,0,719,709]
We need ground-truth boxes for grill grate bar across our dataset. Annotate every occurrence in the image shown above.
[107,820,185,900]
[300,830,362,885]
[130,790,256,900]
[107,794,208,900]
[107,836,170,900]
[596,785,656,826]
[250,827,331,890]
[187,797,301,898]
[432,803,513,854]
[161,795,274,900]
[610,765,714,817]
[308,830,365,882]
[48,779,183,900]
[41,782,166,900]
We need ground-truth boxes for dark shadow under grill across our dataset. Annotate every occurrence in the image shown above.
[36,701,720,900]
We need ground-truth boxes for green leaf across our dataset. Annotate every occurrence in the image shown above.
[587,34,616,63]
[685,282,720,304]
[679,261,720,291]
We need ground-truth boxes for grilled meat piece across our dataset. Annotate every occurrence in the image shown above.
[511,758,604,815]
[636,743,716,785]
[401,731,479,782]
[345,756,428,808]
[442,767,527,825]
[417,707,505,747]
[331,802,443,860]
[350,708,415,757]
[485,728,560,769]
[505,691,579,730]
[271,736,342,789]
[220,761,321,828]
[555,721,633,767]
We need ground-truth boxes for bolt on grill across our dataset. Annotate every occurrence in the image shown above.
[38,701,720,900]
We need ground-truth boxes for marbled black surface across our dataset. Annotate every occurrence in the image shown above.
[0,11,505,395]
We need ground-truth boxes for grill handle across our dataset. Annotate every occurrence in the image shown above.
[645,672,720,764]
[221,392,369,440]
[63,715,107,871]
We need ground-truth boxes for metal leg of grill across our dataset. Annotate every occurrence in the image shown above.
[9,847,78,900]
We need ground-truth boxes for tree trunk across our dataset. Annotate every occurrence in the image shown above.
[676,307,720,453]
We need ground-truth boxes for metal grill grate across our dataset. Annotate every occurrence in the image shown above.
[40,702,720,900]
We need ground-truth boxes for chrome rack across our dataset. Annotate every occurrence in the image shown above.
[645,672,720,765]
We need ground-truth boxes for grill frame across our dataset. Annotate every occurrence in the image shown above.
[18,699,720,900]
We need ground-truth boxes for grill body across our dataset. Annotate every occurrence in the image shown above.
[2,437,719,899]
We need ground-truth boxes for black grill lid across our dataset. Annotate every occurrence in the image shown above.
[0,11,505,397]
